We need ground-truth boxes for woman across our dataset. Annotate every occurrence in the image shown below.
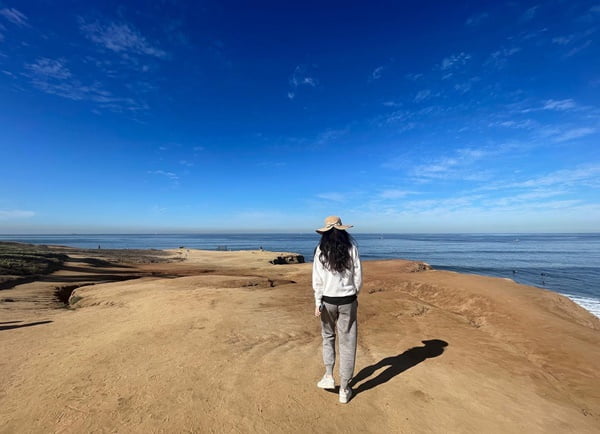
[312,216,362,404]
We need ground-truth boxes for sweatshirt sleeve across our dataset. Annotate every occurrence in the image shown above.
[312,247,324,308]
[352,245,363,294]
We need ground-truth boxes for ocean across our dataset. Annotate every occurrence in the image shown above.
[2,233,599,318]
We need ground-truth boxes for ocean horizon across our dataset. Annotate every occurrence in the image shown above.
[2,232,599,318]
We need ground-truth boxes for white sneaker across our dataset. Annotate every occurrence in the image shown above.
[339,387,352,404]
[317,374,335,389]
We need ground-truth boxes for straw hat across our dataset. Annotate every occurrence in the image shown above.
[316,216,354,233]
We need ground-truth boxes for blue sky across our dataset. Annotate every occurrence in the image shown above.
[0,1,599,233]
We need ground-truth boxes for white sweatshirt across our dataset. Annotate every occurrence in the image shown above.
[312,244,363,308]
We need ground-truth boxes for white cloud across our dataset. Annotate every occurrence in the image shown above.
[148,170,179,180]
[314,128,347,146]
[509,166,600,189]
[484,189,567,208]
[518,98,579,114]
[465,12,489,26]
[317,192,346,202]
[381,110,409,125]
[490,119,536,129]
[303,77,317,86]
[379,189,412,199]
[24,57,147,112]
[414,89,431,103]
[371,66,384,80]
[552,35,574,45]
[454,77,480,93]
[400,195,486,213]
[565,40,592,57]
[25,58,72,79]
[0,8,29,27]
[0,209,35,219]
[554,127,596,142]
[405,146,496,182]
[405,73,423,81]
[542,99,577,111]
[440,52,471,71]
[486,47,521,68]
[289,65,318,87]
[288,65,318,100]
[520,5,540,22]
[79,18,166,58]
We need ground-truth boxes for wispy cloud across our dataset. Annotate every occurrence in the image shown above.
[317,192,346,202]
[489,119,536,130]
[440,52,471,71]
[542,99,577,111]
[414,89,431,103]
[313,128,348,147]
[484,189,567,208]
[552,35,574,45]
[405,73,423,81]
[379,189,413,199]
[24,57,147,112]
[520,5,540,22]
[565,40,592,57]
[454,76,480,93]
[257,161,286,168]
[400,195,486,213]
[79,18,166,58]
[288,64,318,100]
[518,98,579,114]
[370,66,384,80]
[486,47,521,68]
[507,166,600,189]
[0,8,29,27]
[148,170,179,181]
[25,57,71,79]
[465,12,489,27]
[401,146,497,182]
[0,209,35,219]
[553,127,596,142]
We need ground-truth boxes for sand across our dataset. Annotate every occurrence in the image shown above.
[1,248,599,433]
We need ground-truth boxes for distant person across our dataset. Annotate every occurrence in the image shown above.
[312,216,362,404]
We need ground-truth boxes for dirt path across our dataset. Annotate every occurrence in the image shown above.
[1,251,599,433]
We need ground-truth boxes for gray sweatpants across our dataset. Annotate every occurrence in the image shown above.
[320,300,358,390]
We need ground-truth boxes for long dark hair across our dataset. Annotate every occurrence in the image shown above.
[318,228,355,273]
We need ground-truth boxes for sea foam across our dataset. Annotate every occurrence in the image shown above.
[564,295,600,319]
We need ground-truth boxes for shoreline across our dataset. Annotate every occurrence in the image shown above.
[3,240,598,319]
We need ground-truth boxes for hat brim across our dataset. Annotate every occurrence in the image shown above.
[316,224,353,234]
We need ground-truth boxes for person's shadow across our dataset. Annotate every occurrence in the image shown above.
[350,339,448,395]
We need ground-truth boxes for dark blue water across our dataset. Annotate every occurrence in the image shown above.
[2,233,599,317]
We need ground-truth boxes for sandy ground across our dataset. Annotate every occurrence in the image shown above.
[1,249,599,433]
